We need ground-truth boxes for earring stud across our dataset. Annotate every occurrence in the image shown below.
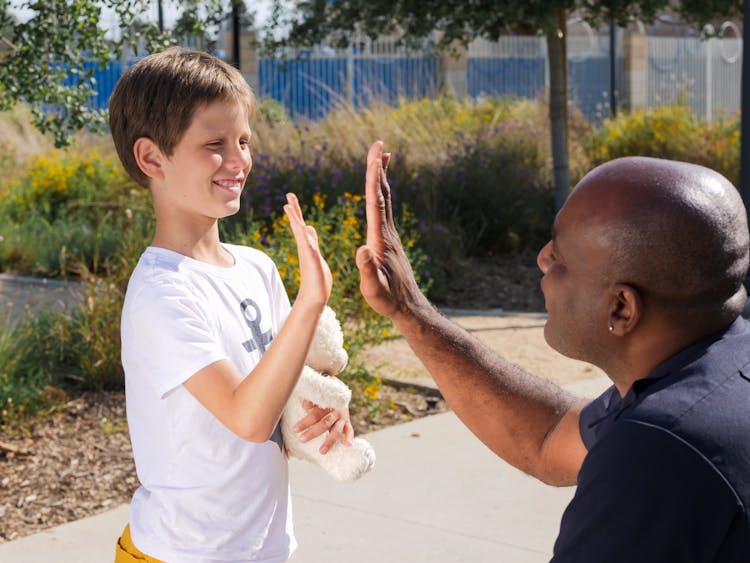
[608,324,614,332]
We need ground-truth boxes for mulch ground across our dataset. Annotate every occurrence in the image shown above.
[0,253,543,543]
[0,386,449,543]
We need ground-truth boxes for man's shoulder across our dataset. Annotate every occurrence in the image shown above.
[564,418,750,563]
[623,363,750,507]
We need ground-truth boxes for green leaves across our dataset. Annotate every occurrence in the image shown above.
[262,0,742,52]
[0,1,239,147]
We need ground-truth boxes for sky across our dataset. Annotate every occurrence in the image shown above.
[11,1,274,30]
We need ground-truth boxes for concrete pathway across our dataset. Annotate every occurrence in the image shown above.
[0,273,82,319]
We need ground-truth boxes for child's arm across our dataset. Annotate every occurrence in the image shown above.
[183,194,338,443]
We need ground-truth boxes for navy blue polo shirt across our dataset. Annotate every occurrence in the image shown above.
[552,317,750,562]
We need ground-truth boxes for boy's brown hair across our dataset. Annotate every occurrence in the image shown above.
[108,47,255,188]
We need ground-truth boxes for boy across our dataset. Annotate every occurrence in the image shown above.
[109,48,352,562]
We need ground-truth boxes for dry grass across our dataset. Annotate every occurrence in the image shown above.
[0,106,54,166]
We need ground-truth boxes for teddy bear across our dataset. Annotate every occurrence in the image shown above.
[280,306,376,482]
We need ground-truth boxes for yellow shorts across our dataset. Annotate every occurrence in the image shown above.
[114,525,166,563]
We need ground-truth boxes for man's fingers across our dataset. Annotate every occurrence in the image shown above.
[379,164,395,228]
[365,141,386,256]
[356,246,380,296]
[356,245,373,269]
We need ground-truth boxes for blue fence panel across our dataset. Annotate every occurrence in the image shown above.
[89,60,124,110]
[467,58,545,99]
[259,58,348,119]
[77,51,625,125]
[568,56,622,122]
[259,56,439,119]
[352,58,439,107]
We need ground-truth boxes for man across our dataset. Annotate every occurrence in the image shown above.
[356,141,750,561]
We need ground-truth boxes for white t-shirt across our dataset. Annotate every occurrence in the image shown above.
[121,244,296,563]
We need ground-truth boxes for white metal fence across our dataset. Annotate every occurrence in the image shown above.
[647,22,742,123]
[465,17,743,124]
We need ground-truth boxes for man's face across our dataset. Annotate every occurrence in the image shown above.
[536,187,613,362]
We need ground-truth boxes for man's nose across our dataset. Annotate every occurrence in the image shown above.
[537,241,552,273]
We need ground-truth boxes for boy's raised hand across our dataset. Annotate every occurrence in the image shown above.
[356,141,425,319]
[284,193,332,309]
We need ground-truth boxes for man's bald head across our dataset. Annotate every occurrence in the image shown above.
[571,157,749,323]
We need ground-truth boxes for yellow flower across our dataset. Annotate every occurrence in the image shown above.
[364,382,380,401]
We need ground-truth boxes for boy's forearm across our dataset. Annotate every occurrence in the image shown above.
[229,300,324,441]
[391,302,583,483]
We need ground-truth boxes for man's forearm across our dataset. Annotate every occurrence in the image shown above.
[391,301,585,484]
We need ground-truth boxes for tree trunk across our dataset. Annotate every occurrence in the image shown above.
[546,7,570,212]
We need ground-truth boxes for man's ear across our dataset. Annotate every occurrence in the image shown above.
[133,137,165,181]
[608,283,642,336]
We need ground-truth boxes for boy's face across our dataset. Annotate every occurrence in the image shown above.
[158,99,252,221]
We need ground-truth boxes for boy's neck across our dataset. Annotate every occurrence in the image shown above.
[152,223,235,268]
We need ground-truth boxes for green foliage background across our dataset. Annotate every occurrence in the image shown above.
[0,97,742,427]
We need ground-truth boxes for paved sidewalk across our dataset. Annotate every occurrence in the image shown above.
[0,311,613,562]
[0,273,83,318]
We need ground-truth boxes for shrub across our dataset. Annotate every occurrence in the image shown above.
[244,95,591,270]
[0,188,421,425]
[256,96,292,125]
[0,311,66,429]
[587,105,739,187]
[0,149,147,276]
[227,191,429,352]
[0,104,54,165]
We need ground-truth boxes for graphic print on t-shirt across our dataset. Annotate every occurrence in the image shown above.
[238,298,283,451]
[240,298,273,354]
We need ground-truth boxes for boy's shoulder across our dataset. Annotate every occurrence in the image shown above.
[125,248,198,309]
[129,247,191,285]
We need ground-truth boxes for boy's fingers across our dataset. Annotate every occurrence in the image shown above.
[284,193,305,227]
[306,225,319,245]
[320,420,350,454]
[285,192,300,212]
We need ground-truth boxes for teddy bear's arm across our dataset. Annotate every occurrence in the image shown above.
[294,366,352,410]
